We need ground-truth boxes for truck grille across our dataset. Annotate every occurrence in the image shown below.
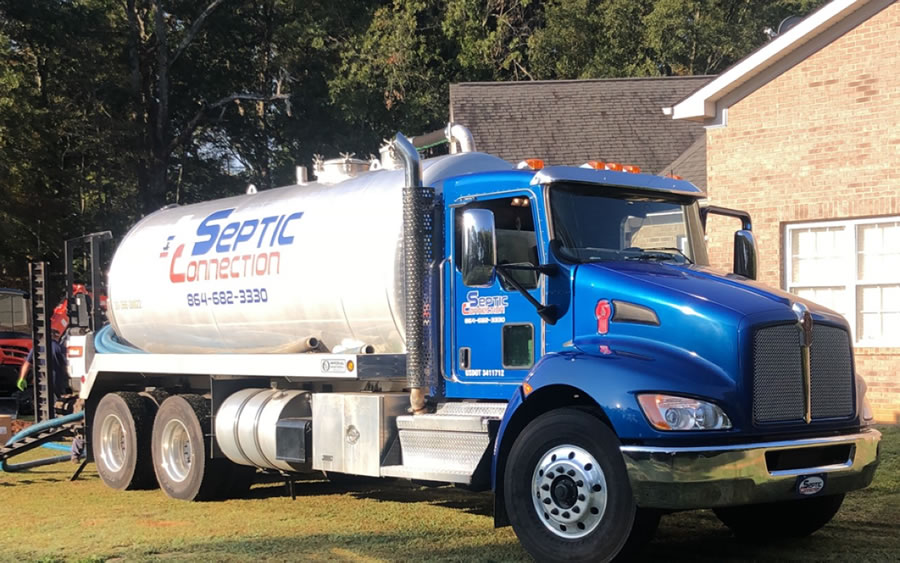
[752,324,854,424]
[0,344,29,361]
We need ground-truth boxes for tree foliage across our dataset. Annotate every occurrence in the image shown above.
[0,0,827,285]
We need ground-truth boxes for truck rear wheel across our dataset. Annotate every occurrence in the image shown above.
[504,408,640,562]
[151,394,221,501]
[92,392,157,490]
[714,493,845,539]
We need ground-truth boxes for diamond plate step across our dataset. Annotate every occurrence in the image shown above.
[433,401,507,419]
[399,429,491,473]
[396,413,489,433]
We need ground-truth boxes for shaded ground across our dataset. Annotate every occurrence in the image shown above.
[0,425,896,562]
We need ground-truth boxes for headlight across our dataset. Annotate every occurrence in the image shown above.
[857,376,876,426]
[637,394,732,431]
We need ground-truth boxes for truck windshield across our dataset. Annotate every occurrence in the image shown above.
[549,183,709,266]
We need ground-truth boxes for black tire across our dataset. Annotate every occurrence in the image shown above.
[91,392,157,490]
[504,408,638,563]
[151,394,222,501]
[714,493,845,540]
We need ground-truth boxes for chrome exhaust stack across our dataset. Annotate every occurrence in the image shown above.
[393,132,431,414]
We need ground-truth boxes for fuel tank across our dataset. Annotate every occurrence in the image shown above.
[107,152,511,353]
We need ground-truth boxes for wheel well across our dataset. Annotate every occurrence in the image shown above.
[493,384,612,528]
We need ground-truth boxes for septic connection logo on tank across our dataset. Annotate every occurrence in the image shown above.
[165,208,303,283]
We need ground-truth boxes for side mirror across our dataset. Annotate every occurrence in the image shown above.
[461,208,497,286]
[734,230,758,280]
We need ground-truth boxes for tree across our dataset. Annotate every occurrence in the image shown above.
[121,0,293,214]
[528,0,653,79]
[643,0,827,76]
[0,0,136,282]
[443,0,544,80]
[528,0,829,79]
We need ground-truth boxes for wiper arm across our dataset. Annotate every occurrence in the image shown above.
[633,247,693,264]
[494,264,560,325]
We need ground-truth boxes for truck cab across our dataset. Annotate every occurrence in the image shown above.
[439,162,879,560]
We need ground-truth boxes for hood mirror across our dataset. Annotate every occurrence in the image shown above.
[734,230,758,280]
[700,205,758,280]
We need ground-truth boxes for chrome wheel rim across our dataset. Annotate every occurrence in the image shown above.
[99,413,127,472]
[531,444,608,539]
[160,418,192,483]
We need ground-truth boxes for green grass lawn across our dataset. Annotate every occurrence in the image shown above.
[1,425,897,562]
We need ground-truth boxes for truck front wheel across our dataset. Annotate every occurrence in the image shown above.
[92,392,157,490]
[714,493,845,539]
[504,408,641,562]
[151,394,220,501]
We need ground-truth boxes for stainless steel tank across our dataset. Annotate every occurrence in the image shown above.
[106,152,511,354]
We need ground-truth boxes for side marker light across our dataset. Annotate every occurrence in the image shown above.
[595,300,612,334]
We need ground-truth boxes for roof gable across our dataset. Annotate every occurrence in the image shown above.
[672,0,894,122]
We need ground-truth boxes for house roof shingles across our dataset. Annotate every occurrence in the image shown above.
[657,134,707,191]
[449,76,713,177]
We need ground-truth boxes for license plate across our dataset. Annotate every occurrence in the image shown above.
[796,473,826,496]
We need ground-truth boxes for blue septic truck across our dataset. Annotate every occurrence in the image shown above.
[67,127,880,561]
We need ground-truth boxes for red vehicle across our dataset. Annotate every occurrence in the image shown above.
[0,285,99,411]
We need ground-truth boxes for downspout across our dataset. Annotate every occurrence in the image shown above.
[393,132,431,414]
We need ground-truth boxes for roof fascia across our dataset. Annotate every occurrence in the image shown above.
[672,0,880,122]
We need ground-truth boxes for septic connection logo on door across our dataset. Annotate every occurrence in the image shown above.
[462,291,508,315]
[165,208,303,283]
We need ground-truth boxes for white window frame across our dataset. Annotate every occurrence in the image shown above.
[784,216,900,347]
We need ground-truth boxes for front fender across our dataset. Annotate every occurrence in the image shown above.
[492,346,736,492]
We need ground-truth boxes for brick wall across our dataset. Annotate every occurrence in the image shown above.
[705,3,900,422]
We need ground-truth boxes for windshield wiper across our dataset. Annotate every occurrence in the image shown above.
[627,247,693,264]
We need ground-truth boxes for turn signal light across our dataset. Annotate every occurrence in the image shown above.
[68,346,83,358]
[518,158,544,170]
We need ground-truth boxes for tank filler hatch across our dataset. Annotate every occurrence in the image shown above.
[312,153,376,185]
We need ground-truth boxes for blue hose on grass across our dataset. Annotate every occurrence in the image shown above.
[1,411,84,472]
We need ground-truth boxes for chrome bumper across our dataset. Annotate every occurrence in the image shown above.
[621,428,881,510]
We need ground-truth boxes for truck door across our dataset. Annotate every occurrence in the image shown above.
[449,193,543,398]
